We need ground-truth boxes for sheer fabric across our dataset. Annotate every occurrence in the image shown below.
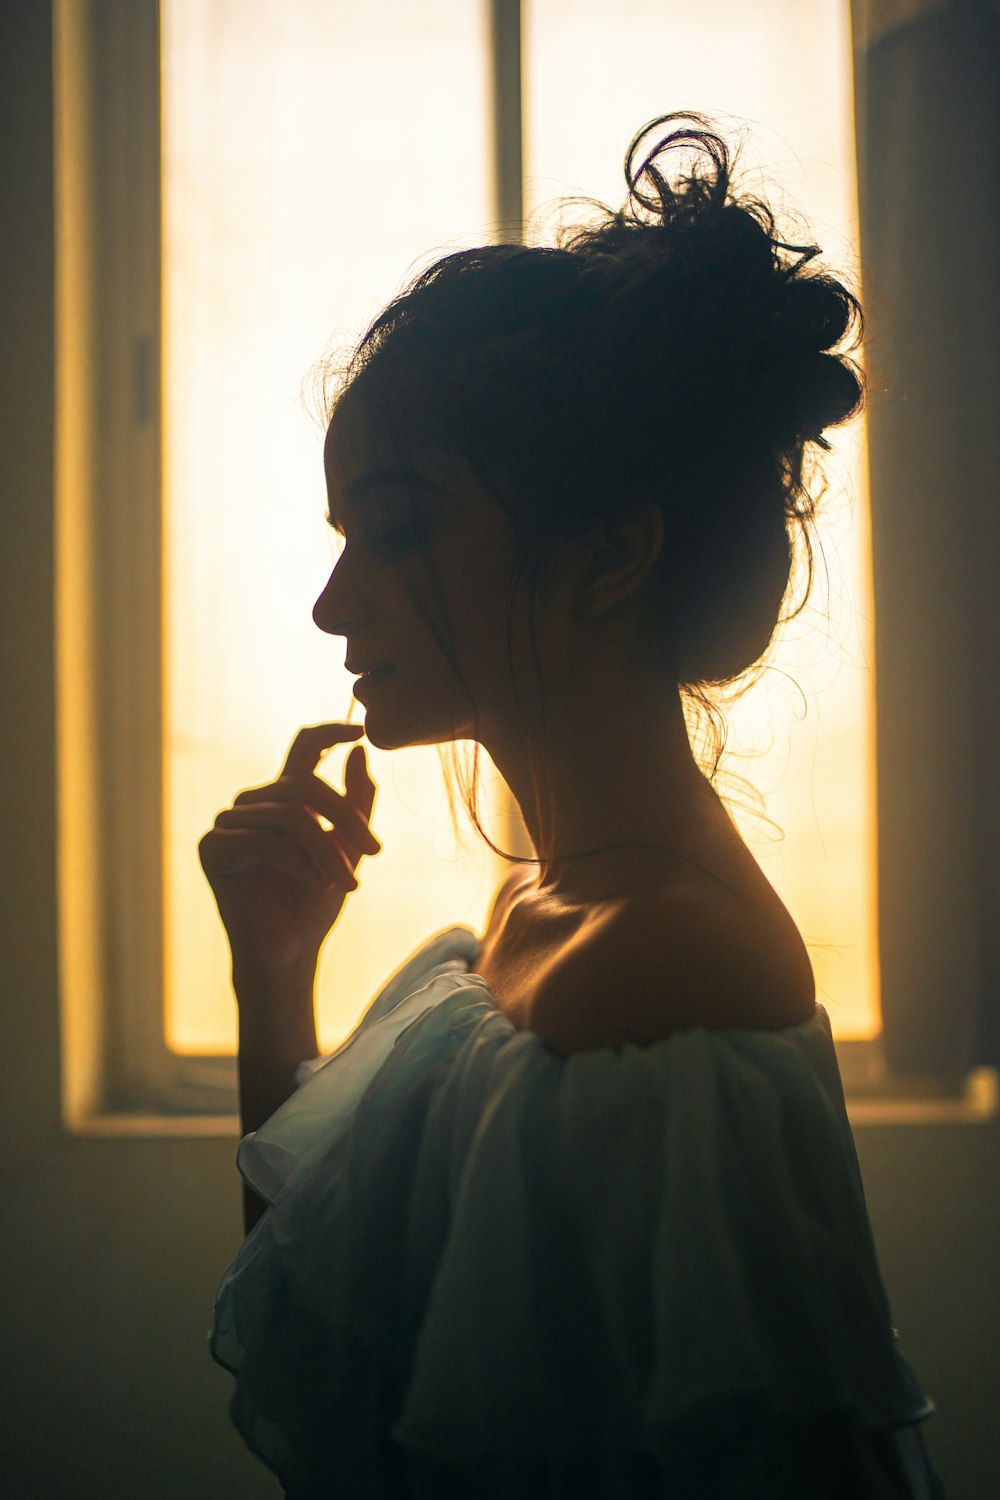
[210,926,943,1497]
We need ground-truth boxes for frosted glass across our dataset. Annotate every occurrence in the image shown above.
[162,1,499,1053]
[524,0,877,1038]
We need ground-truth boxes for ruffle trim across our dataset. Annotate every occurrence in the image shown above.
[211,925,936,1493]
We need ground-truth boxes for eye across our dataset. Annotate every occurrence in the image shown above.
[373,524,426,561]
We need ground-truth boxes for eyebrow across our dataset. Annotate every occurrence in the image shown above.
[325,466,437,530]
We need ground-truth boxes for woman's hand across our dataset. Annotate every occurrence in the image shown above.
[198,722,380,985]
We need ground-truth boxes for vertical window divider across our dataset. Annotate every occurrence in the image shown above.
[490,0,524,241]
[490,0,536,865]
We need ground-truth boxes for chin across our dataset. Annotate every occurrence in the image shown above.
[356,678,479,750]
[359,705,477,752]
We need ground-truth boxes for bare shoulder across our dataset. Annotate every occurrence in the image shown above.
[528,883,817,1058]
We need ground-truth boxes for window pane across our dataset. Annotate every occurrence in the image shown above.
[161,1,498,1054]
[524,0,877,1038]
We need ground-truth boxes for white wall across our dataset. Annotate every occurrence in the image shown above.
[1,6,996,1496]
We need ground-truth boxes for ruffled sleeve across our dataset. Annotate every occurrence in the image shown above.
[209,925,939,1499]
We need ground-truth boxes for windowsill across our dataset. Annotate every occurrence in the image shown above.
[847,1095,998,1126]
[846,1065,999,1125]
[65,1069,1000,1137]
[66,1113,243,1138]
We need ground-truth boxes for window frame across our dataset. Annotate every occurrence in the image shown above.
[57,0,237,1119]
[55,0,993,1129]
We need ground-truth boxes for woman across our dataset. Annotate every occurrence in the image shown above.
[201,116,944,1498]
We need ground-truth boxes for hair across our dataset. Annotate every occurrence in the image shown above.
[320,112,865,866]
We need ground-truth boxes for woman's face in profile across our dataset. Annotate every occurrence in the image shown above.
[314,393,552,751]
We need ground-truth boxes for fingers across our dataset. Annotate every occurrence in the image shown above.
[281,721,364,779]
[233,772,380,856]
[199,826,355,891]
[212,803,362,884]
[211,725,380,896]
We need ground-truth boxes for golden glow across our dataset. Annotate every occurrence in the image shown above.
[524,0,878,1037]
[164,0,877,1053]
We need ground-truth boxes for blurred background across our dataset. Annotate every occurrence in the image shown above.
[2,1,998,1495]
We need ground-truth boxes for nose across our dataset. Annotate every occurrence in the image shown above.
[312,556,366,638]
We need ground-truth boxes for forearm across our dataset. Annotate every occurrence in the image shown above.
[233,965,320,1233]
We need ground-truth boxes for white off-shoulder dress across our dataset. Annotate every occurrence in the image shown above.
[209,925,945,1499]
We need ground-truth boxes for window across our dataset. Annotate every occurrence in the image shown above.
[160,0,503,1085]
[58,0,991,1122]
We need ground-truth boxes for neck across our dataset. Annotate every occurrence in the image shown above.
[480,667,720,900]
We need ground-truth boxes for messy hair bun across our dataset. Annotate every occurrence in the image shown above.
[336,111,864,691]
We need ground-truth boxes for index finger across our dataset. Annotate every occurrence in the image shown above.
[281,722,364,778]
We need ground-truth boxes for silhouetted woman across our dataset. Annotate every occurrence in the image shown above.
[201,115,944,1498]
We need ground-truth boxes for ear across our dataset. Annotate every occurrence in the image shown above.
[576,502,665,618]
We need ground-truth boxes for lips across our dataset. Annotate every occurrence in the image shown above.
[346,662,393,678]
[351,664,395,697]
